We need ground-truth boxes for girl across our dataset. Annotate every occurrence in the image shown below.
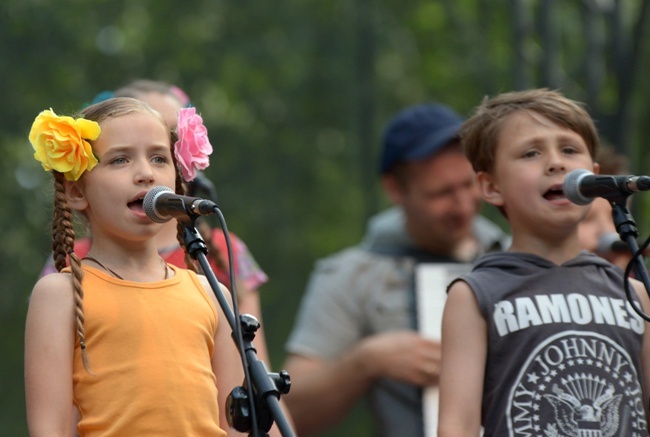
[37,82,272,371]
[25,97,246,436]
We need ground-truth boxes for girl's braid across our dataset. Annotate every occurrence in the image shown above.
[175,173,199,273]
[52,172,91,372]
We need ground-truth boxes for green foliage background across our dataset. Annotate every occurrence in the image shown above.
[2,1,650,435]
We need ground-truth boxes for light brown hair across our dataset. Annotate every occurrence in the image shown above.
[461,88,600,174]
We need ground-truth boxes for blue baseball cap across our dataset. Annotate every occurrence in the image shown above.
[380,103,464,174]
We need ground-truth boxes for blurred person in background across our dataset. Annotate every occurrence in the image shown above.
[577,146,633,270]
[282,103,510,436]
[111,79,294,432]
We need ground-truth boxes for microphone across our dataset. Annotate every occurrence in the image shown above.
[143,186,217,223]
[597,232,650,256]
[563,169,650,205]
[597,232,630,255]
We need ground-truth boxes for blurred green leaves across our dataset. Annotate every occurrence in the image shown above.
[2,1,650,435]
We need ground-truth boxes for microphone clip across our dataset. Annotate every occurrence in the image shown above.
[181,225,209,259]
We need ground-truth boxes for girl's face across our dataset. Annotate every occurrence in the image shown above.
[67,111,176,243]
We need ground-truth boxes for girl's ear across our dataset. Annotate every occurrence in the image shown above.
[477,171,504,207]
[64,180,88,212]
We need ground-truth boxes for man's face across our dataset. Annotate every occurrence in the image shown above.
[387,147,481,254]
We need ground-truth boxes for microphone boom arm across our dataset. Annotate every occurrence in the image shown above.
[181,211,295,437]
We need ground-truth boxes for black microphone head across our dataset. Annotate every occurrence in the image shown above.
[563,169,595,205]
[596,232,628,255]
[143,186,174,223]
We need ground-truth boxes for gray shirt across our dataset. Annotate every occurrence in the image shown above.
[286,207,509,437]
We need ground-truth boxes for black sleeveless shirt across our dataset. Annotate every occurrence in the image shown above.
[453,251,649,437]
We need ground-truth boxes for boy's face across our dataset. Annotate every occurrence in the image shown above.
[478,110,596,240]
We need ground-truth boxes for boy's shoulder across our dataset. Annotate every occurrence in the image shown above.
[471,251,550,271]
[465,251,612,295]
[472,250,606,270]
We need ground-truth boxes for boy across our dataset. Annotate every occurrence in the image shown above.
[438,89,650,436]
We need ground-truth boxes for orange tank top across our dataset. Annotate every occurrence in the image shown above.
[71,265,226,436]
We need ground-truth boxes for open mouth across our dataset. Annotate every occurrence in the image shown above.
[127,195,145,210]
[543,186,566,201]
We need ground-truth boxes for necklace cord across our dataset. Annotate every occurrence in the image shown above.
[82,256,168,280]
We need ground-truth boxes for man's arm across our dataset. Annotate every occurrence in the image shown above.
[283,351,374,435]
[284,251,441,435]
[285,330,441,436]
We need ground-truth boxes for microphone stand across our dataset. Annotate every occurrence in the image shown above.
[180,212,294,437]
[609,197,650,321]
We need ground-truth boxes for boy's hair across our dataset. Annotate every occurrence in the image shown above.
[461,89,600,174]
[51,97,190,371]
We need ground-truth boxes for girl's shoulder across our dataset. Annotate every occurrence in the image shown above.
[31,271,74,303]
[28,272,76,332]
[192,271,234,309]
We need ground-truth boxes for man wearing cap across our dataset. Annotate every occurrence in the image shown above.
[283,104,509,436]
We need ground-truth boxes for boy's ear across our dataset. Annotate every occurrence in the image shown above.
[593,162,600,175]
[381,174,405,205]
[477,171,504,207]
[64,180,88,212]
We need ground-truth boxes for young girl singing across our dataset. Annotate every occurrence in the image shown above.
[24,97,246,436]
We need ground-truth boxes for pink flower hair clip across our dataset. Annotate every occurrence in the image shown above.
[174,107,213,182]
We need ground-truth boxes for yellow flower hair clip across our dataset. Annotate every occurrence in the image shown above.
[29,109,101,181]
